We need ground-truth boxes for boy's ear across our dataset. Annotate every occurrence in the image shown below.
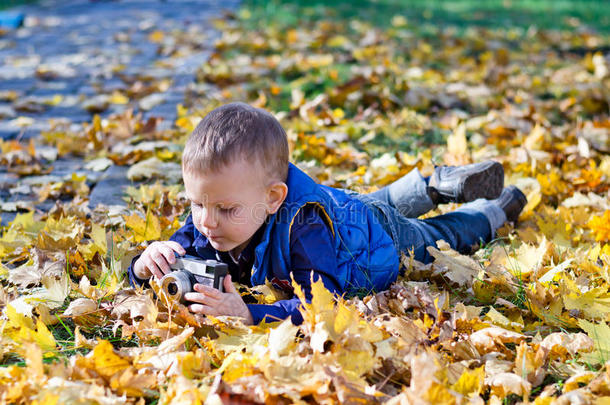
[266,181,288,214]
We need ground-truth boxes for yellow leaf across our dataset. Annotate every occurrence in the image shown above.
[37,216,84,250]
[176,103,189,118]
[175,116,202,132]
[444,123,469,165]
[533,396,554,405]
[91,221,108,250]
[79,223,107,261]
[448,123,467,156]
[515,342,546,386]
[487,372,531,398]
[494,239,550,278]
[536,169,567,196]
[311,277,335,314]
[451,366,484,396]
[563,372,596,393]
[334,302,353,335]
[578,319,610,365]
[524,124,546,150]
[485,307,523,331]
[109,367,156,397]
[268,319,298,357]
[10,211,45,234]
[109,91,129,105]
[23,342,44,379]
[536,214,572,248]
[96,262,124,298]
[32,319,57,353]
[148,30,164,43]
[44,94,63,106]
[5,304,56,352]
[588,210,610,242]
[6,303,34,329]
[92,340,131,379]
[335,348,376,379]
[124,210,161,243]
[427,240,480,285]
[563,280,610,320]
[424,382,457,405]
[219,352,259,383]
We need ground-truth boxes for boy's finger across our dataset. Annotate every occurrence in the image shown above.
[188,303,217,316]
[150,251,171,274]
[159,245,177,265]
[193,283,222,299]
[184,291,219,305]
[223,274,238,294]
[166,241,186,256]
[143,257,164,279]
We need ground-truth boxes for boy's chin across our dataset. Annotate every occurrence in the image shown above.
[208,238,230,251]
[208,238,243,253]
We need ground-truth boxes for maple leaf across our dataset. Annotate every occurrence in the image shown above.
[123,209,162,243]
[64,298,104,328]
[469,326,526,353]
[37,216,84,251]
[451,366,485,397]
[578,319,610,365]
[444,122,470,165]
[78,223,107,261]
[127,157,182,183]
[539,332,593,360]
[588,210,610,242]
[427,240,481,286]
[562,278,610,321]
[487,372,532,399]
[3,304,56,353]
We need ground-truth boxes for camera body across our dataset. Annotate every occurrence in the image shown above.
[160,255,228,304]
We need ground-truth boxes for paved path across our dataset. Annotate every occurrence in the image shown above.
[0,0,238,225]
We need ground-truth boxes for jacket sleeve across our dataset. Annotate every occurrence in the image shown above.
[246,206,340,324]
[127,214,205,288]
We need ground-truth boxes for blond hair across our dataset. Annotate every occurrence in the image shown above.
[182,103,289,182]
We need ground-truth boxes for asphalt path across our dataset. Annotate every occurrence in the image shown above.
[0,0,238,225]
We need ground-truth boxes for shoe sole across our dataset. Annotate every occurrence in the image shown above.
[504,185,528,223]
[460,161,504,202]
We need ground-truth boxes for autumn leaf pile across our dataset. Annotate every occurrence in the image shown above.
[2,5,610,404]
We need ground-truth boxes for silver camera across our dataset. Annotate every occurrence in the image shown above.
[160,255,228,304]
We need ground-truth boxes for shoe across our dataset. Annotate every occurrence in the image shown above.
[427,160,504,204]
[494,186,527,223]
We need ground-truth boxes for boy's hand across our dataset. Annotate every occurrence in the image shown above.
[184,275,254,325]
[133,241,186,280]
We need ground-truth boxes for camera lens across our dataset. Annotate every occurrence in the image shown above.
[160,270,193,304]
[167,282,178,296]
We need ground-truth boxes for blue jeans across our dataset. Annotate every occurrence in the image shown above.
[350,168,507,264]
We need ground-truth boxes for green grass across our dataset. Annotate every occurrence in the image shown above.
[0,0,36,10]
[243,0,610,36]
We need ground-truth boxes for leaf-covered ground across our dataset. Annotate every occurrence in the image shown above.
[1,1,610,404]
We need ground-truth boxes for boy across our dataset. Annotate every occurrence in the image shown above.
[128,102,526,325]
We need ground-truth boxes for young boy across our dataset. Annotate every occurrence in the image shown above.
[128,102,527,325]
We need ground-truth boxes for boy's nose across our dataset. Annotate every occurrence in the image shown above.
[200,207,219,229]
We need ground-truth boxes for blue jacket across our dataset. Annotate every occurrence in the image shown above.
[251,163,399,295]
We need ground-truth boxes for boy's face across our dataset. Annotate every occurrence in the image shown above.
[183,159,286,257]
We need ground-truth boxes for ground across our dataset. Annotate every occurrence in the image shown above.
[0,0,610,404]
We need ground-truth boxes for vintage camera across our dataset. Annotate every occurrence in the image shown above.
[160,255,228,304]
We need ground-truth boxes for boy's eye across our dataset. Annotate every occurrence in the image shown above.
[219,207,235,214]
